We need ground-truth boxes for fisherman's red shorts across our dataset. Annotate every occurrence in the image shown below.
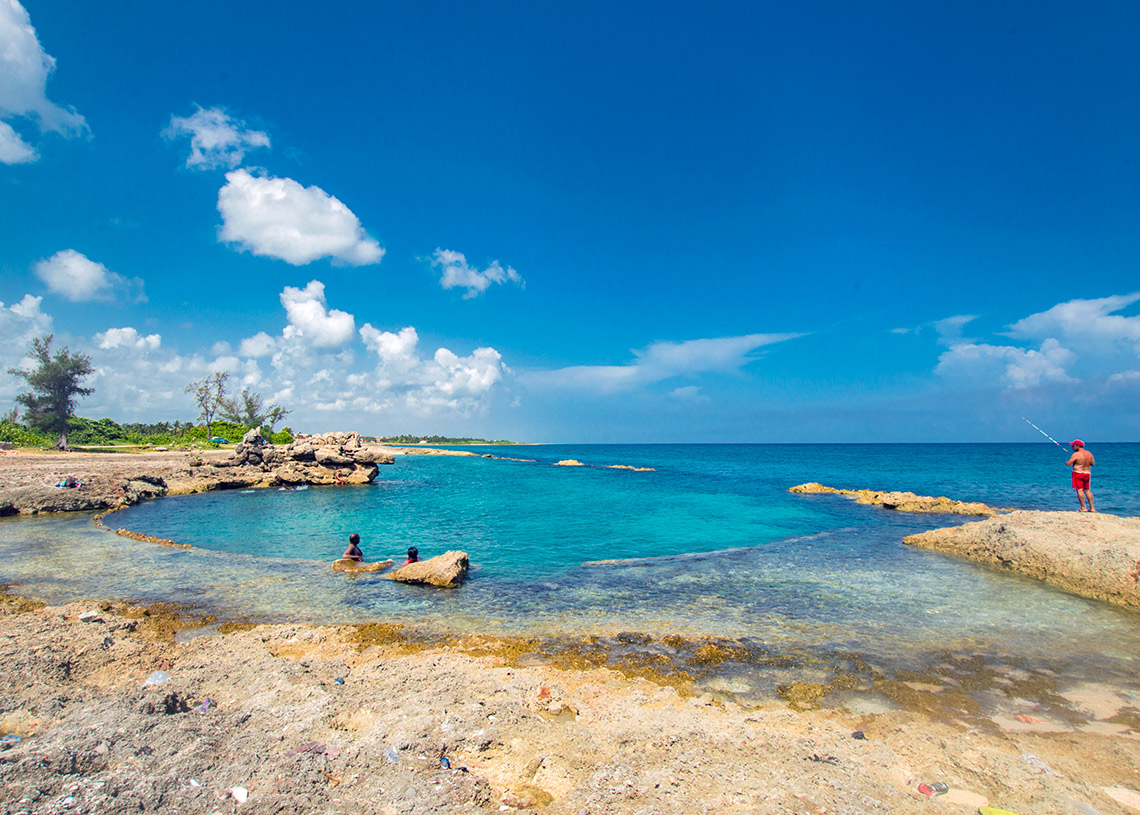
[1072,472,1091,490]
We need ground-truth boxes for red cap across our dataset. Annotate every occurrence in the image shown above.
[1070,439,1084,447]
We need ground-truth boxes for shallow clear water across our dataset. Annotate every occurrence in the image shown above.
[2,443,1139,702]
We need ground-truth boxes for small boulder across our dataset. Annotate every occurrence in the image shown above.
[388,551,469,588]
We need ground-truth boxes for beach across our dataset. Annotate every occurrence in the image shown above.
[4,446,1140,813]
[5,595,1140,815]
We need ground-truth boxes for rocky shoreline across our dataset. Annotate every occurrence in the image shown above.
[0,432,396,517]
[4,596,1140,815]
[904,510,1140,610]
[790,482,1004,515]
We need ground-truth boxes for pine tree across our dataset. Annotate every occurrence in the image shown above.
[8,334,95,451]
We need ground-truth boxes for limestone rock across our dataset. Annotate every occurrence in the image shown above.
[314,447,354,467]
[388,551,469,588]
[555,459,584,467]
[789,483,1003,516]
[332,558,393,573]
[905,510,1140,609]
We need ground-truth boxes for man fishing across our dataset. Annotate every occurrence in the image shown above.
[1065,440,1095,512]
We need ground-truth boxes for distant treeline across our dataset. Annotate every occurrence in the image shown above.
[0,416,293,448]
[377,434,515,445]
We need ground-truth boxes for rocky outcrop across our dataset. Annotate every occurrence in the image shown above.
[207,431,394,488]
[904,510,1140,609]
[789,483,1003,516]
[332,558,394,573]
[388,551,469,588]
[0,434,397,516]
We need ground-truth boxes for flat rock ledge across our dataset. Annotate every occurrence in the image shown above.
[388,550,469,587]
[789,482,1003,516]
[0,432,396,516]
[904,510,1140,609]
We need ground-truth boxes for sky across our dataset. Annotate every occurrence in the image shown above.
[2,1,1139,443]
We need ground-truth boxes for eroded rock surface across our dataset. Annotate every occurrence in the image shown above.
[388,550,470,587]
[904,510,1140,609]
[790,482,1003,516]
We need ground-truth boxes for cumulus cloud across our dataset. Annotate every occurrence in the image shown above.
[1006,293,1140,351]
[431,248,523,298]
[33,249,146,303]
[238,331,276,358]
[96,327,160,351]
[526,333,803,393]
[0,0,89,164]
[217,169,384,266]
[280,280,356,348]
[936,337,1075,389]
[163,105,270,170]
[0,294,52,388]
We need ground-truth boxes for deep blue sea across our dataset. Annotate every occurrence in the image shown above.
[3,443,1138,705]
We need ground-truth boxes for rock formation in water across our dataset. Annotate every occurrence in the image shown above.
[789,482,1003,516]
[388,550,470,588]
[904,510,1140,609]
[219,431,394,487]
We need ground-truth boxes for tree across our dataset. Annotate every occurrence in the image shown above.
[220,387,291,431]
[8,334,95,451]
[184,371,229,440]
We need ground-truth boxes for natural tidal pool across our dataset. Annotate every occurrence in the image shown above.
[3,443,1139,709]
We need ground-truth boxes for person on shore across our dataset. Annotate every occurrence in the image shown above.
[404,547,419,564]
[1065,440,1095,512]
[343,533,364,562]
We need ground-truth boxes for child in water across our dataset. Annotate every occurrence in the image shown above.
[404,547,419,564]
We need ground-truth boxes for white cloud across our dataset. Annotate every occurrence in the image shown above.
[163,105,270,170]
[0,0,88,164]
[0,118,36,163]
[217,169,384,266]
[1007,293,1140,350]
[936,338,1075,389]
[431,248,523,298]
[33,249,146,303]
[890,314,977,344]
[238,331,276,358]
[527,333,803,393]
[280,280,356,348]
[0,294,52,402]
[96,326,160,351]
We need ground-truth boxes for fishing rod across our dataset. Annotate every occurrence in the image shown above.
[1021,416,1067,451]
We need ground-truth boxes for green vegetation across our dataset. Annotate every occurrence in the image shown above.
[7,334,95,450]
[376,434,516,445]
[0,416,293,450]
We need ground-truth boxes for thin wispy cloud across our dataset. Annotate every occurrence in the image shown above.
[217,169,384,266]
[526,333,803,393]
[164,105,270,170]
[0,0,88,164]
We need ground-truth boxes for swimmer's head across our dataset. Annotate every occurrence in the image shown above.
[349,533,360,544]
[407,547,419,562]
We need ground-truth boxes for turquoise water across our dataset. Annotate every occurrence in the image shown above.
[2,443,1139,703]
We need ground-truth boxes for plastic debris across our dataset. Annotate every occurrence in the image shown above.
[851,730,866,740]
[78,611,102,623]
[383,746,399,764]
[195,698,212,713]
[1,734,21,749]
[335,677,345,685]
[440,756,451,769]
[1020,752,1063,776]
[143,670,170,687]
[918,782,949,796]
[189,779,200,787]
[230,786,249,803]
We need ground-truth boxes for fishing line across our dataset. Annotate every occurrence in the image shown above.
[1021,416,1067,451]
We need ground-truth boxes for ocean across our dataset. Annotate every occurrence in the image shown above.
[3,443,1138,707]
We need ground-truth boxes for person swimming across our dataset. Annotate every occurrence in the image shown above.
[404,547,419,564]
[343,533,364,562]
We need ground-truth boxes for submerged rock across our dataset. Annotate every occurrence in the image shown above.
[388,551,469,588]
[332,558,393,573]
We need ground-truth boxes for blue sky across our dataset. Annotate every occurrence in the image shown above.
[2,1,1139,442]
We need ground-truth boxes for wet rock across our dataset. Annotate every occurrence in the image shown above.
[389,551,470,588]
[789,483,1003,516]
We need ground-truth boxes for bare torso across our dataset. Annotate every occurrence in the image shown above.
[1067,449,1094,473]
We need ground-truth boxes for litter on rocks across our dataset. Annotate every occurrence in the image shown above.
[335,676,345,685]
[1020,752,1063,776]
[851,730,866,740]
[77,611,102,623]
[143,670,171,687]
[230,786,249,803]
[918,781,948,796]
[195,698,212,713]
[440,756,451,769]
[383,746,399,764]
[1,734,22,749]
